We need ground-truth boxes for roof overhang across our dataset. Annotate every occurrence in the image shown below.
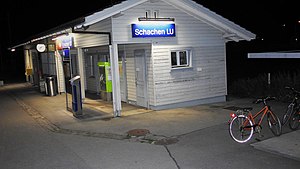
[9,17,85,50]
[11,0,256,50]
[74,0,255,42]
[74,0,147,29]
[248,52,300,59]
[163,0,256,42]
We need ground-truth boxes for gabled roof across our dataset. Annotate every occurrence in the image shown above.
[75,0,147,29]
[10,0,256,49]
[164,0,256,41]
[74,0,256,42]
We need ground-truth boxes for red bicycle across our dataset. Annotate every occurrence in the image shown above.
[228,96,282,143]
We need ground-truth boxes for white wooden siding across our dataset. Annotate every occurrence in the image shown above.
[120,44,153,105]
[112,0,227,106]
[55,51,66,93]
[124,48,136,102]
[153,45,226,106]
[111,1,223,45]
[82,51,87,90]
[62,0,228,107]
[74,18,112,48]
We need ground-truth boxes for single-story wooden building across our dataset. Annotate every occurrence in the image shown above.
[12,0,255,116]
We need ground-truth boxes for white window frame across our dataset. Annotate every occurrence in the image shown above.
[170,49,192,69]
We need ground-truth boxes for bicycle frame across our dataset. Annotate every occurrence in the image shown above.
[289,102,300,128]
[288,97,297,112]
[282,86,300,126]
[241,105,276,130]
[248,105,270,127]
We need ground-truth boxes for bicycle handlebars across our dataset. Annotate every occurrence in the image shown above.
[285,86,300,95]
[253,96,277,104]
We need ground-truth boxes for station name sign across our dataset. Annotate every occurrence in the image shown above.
[132,23,176,38]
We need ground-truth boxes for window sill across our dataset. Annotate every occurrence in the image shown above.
[171,66,193,71]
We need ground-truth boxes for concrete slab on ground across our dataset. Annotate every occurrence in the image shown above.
[251,130,300,162]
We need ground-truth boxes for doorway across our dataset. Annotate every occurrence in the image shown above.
[134,49,148,108]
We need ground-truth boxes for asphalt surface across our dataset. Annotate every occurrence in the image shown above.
[0,82,299,168]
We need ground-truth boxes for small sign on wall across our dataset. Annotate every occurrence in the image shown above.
[48,44,55,52]
[131,23,176,38]
[62,49,70,61]
[56,36,73,50]
[36,44,46,52]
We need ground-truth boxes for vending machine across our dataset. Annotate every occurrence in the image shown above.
[97,62,112,101]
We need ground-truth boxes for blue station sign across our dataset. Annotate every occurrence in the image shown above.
[131,23,176,38]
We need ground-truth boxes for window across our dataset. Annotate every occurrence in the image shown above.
[171,49,192,68]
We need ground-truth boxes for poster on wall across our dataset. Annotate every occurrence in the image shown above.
[63,49,70,61]
[56,36,73,50]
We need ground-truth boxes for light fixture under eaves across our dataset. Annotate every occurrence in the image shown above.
[138,17,175,22]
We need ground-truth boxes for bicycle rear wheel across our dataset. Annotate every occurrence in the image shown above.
[289,110,300,130]
[229,115,254,143]
[267,112,282,136]
[282,104,293,126]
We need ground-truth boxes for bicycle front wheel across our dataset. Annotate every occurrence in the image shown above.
[229,115,254,143]
[289,110,300,130]
[267,112,282,136]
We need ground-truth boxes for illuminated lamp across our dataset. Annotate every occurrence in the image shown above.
[138,17,175,22]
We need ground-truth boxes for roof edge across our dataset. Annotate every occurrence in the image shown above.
[9,17,85,50]
[75,0,147,29]
[164,0,256,41]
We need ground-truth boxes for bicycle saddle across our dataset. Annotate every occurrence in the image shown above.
[242,107,253,112]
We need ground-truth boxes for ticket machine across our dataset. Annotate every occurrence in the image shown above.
[70,76,82,117]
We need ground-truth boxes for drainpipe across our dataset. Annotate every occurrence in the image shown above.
[110,43,122,117]
[72,28,122,117]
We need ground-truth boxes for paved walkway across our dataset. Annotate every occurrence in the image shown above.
[1,83,299,161]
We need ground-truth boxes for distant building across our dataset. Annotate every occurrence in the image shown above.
[11,0,255,116]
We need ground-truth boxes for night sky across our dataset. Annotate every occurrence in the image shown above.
[0,0,300,82]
